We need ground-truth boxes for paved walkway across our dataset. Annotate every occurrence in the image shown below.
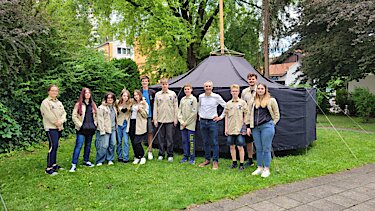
[188,164,375,211]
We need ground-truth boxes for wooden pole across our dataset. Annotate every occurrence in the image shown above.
[219,0,224,55]
[263,0,270,78]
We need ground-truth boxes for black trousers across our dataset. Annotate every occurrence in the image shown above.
[157,122,174,157]
[129,119,145,159]
[46,129,62,168]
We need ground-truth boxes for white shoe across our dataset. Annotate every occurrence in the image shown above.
[140,158,146,165]
[261,169,271,178]
[148,152,154,160]
[133,158,140,164]
[108,161,114,165]
[168,157,173,162]
[69,164,76,172]
[158,156,163,161]
[252,167,263,175]
[96,163,103,166]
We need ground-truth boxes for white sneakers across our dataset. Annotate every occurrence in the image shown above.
[69,164,76,172]
[133,158,140,164]
[158,156,163,161]
[108,161,114,165]
[252,167,264,175]
[168,157,173,162]
[148,152,153,160]
[96,163,103,166]
[140,158,146,165]
[261,169,271,178]
[252,167,271,178]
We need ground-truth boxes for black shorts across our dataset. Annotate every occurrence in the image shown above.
[147,117,153,134]
[245,134,254,144]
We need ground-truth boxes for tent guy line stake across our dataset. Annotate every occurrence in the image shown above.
[307,89,358,160]
[318,90,369,135]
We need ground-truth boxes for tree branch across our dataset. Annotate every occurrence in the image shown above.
[124,0,152,14]
[200,4,219,39]
[236,0,262,10]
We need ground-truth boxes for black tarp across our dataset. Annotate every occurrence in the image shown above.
[151,55,316,152]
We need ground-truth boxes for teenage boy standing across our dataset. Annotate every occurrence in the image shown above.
[153,78,178,162]
[225,84,248,171]
[140,76,156,160]
[241,73,257,166]
[177,83,198,164]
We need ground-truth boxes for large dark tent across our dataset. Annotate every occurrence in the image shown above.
[151,55,316,153]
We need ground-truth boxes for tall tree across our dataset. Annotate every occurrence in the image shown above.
[295,0,375,88]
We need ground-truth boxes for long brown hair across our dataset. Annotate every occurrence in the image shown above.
[76,88,97,115]
[254,83,271,108]
[133,90,143,103]
[118,89,132,110]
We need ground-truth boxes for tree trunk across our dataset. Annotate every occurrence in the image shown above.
[187,43,197,70]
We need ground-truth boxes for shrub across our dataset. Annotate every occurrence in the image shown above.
[0,102,22,153]
[316,90,330,114]
[351,88,375,122]
[335,89,356,115]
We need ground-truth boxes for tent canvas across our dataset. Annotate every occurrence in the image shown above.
[151,55,316,153]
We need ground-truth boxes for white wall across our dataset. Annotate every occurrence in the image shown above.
[285,63,302,86]
[348,74,375,94]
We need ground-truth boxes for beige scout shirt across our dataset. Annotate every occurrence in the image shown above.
[241,85,257,107]
[72,102,98,130]
[224,98,248,135]
[117,101,132,126]
[40,97,67,131]
[247,98,280,128]
[97,102,118,135]
[153,89,178,123]
[133,100,149,135]
[177,95,198,131]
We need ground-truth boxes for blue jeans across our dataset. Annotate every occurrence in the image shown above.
[95,130,116,164]
[181,129,195,161]
[200,119,219,162]
[72,133,94,164]
[252,120,275,168]
[117,121,129,161]
[227,135,245,146]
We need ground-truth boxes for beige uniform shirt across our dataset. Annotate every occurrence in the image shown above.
[40,97,67,131]
[177,95,198,131]
[247,98,280,128]
[241,85,257,107]
[97,103,118,135]
[72,102,98,130]
[224,98,248,135]
[117,101,132,126]
[153,89,178,123]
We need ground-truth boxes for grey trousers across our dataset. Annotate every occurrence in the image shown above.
[157,122,174,157]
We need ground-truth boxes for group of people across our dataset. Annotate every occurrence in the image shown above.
[40,73,279,178]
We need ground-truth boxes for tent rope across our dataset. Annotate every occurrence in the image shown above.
[306,89,358,160]
[0,193,8,211]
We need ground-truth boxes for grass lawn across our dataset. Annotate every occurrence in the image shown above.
[317,114,375,132]
[0,116,374,210]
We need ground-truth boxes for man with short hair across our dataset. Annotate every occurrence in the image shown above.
[140,75,156,160]
[198,81,226,170]
[241,73,257,166]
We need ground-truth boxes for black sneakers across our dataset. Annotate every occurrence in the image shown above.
[52,165,64,171]
[245,159,254,167]
[45,168,58,176]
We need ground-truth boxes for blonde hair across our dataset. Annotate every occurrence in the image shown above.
[159,78,169,84]
[183,83,192,89]
[118,88,132,110]
[230,84,240,90]
[254,83,271,108]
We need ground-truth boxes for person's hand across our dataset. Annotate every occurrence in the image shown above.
[182,122,187,128]
[154,122,158,128]
[224,129,228,136]
[173,120,177,127]
[247,128,251,136]
[213,116,222,122]
[242,131,246,136]
[55,120,62,127]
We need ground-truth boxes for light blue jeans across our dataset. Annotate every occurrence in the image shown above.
[95,130,116,164]
[251,120,275,168]
[117,120,129,161]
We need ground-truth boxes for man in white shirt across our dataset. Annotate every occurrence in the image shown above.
[198,81,226,170]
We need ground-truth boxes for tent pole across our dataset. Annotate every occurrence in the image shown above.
[219,0,224,55]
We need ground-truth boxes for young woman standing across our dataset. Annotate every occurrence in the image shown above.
[129,90,149,165]
[70,88,98,172]
[116,89,132,163]
[40,84,67,175]
[247,83,280,178]
[95,92,118,166]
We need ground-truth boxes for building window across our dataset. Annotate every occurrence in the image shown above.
[117,47,122,54]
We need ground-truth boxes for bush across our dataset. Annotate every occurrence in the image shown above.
[335,89,356,115]
[316,90,330,114]
[0,102,22,153]
[351,88,375,122]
